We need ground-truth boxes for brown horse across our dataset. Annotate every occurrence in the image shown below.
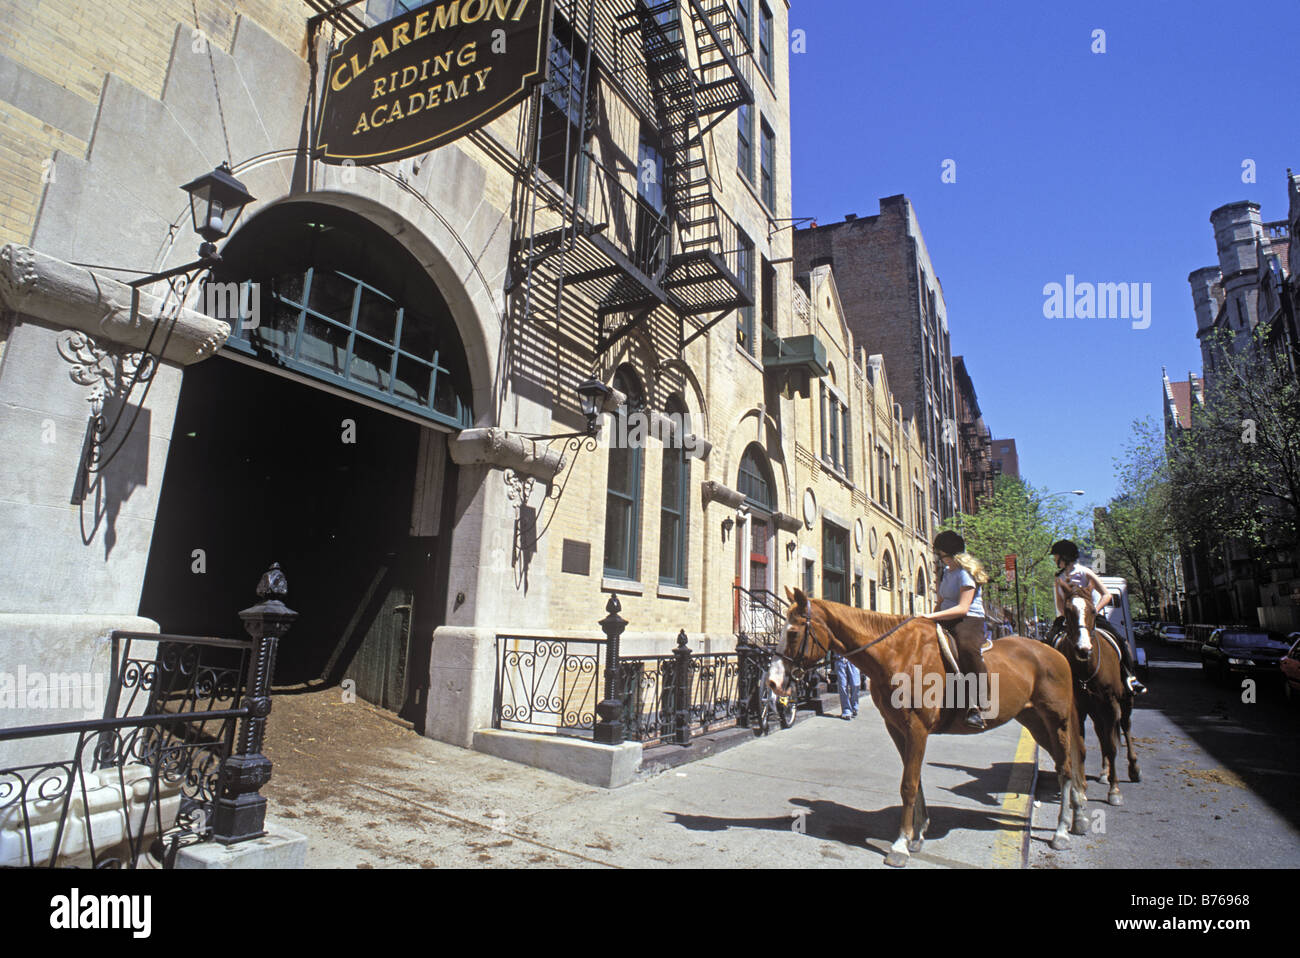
[769,588,1087,867]
[1057,585,1140,805]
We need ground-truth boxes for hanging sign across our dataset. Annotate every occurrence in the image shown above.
[316,0,554,166]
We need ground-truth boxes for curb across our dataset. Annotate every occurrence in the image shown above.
[990,726,1038,868]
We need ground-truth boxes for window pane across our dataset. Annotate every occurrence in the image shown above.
[658,512,681,583]
[298,315,349,375]
[355,286,398,344]
[257,300,299,353]
[307,270,356,322]
[400,313,437,358]
[348,334,393,392]
[394,355,432,405]
[604,497,631,573]
[273,272,306,306]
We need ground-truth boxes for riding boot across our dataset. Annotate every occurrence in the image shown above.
[953,618,989,729]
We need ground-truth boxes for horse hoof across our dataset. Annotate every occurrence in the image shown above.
[1050,835,1070,851]
[1108,791,1123,806]
[908,838,925,854]
[885,851,910,868]
[1071,818,1089,836]
[1129,766,1141,784]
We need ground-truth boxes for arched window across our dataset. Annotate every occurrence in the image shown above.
[880,551,895,593]
[213,202,472,430]
[658,395,690,588]
[604,367,644,581]
[737,443,775,513]
[737,443,776,595]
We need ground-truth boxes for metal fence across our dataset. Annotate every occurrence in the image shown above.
[0,564,295,868]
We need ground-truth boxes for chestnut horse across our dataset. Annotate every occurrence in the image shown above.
[1057,585,1140,805]
[769,588,1087,867]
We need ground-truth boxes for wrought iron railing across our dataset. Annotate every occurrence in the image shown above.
[0,708,245,868]
[0,564,296,868]
[619,647,742,746]
[494,636,604,737]
[734,584,785,646]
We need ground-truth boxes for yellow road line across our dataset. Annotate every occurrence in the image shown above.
[990,727,1038,868]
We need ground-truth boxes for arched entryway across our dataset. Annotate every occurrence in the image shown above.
[138,202,476,725]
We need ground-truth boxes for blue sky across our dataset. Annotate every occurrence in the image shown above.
[788,0,1298,517]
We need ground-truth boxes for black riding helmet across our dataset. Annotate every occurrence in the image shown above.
[933,530,965,557]
[1050,539,1079,562]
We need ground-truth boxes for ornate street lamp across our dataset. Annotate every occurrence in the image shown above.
[129,163,256,287]
[574,378,613,437]
[180,162,257,260]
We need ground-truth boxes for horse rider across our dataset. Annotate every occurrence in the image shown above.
[920,530,991,729]
[1044,539,1148,695]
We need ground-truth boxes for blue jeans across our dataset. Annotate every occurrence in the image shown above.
[835,656,860,715]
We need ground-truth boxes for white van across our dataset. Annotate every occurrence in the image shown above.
[1098,576,1148,676]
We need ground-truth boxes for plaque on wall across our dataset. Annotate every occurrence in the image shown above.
[561,538,590,576]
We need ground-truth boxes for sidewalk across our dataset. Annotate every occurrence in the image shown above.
[262,688,1037,868]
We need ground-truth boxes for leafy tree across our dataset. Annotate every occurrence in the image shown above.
[1093,417,1178,620]
[945,475,1086,633]
[1166,328,1300,567]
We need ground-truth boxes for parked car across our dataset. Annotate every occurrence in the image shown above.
[1160,623,1191,646]
[1281,634,1300,703]
[1200,628,1293,683]
[1133,620,1154,641]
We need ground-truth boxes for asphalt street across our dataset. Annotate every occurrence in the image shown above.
[1028,637,1300,869]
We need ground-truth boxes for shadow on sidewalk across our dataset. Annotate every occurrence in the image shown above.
[665,796,1026,854]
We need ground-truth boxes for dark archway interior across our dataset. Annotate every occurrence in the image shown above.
[139,202,469,723]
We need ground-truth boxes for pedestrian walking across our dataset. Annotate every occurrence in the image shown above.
[834,651,860,719]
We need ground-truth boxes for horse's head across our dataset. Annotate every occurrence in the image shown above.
[1060,584,1096,661]
[768,587,835,697]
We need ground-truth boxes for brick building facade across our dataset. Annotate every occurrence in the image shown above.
[792,196,962,535]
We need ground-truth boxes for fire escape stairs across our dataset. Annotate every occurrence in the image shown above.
[623,0,754,340]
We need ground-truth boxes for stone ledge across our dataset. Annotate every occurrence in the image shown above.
[472,729,642,788]
[448,427,565,482]
[0,244,230,366]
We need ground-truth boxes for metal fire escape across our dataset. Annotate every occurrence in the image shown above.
[512,0,754,357]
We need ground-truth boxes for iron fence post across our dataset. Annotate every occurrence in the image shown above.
[213,562,297,844]
[735,633,753,726]
[594,595,626,745]
[672,629,692,746]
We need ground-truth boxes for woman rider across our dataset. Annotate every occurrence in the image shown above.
[1045,539,1148,695]
[920,530,991,729]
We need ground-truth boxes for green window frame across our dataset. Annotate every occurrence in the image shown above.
[758,1,774,80]
[823,523,848,604]
[604,369,644,581]
[226,266,470,430]
[737,102,754,183]
[658,398,690,588]
[759,117,776,211]
[736,231,756,354]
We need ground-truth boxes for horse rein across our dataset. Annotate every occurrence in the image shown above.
[779,606,919,678]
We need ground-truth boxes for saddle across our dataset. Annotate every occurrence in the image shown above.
[935,624,992,674]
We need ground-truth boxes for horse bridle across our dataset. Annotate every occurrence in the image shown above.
[1056,609,1102,689]
[779,604,919,679]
